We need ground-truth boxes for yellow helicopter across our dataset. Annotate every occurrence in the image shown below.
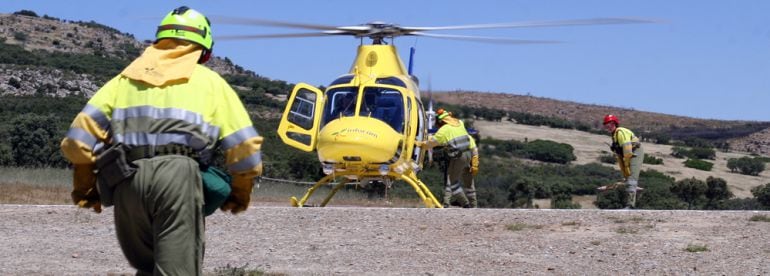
[215,17,656,208]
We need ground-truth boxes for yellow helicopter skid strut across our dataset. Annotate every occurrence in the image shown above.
[398,172,443,208]
[290,174,336,207]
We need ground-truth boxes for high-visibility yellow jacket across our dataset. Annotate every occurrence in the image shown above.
[612,127,640,178]
[432,118,477,156]
[60,64,263,179]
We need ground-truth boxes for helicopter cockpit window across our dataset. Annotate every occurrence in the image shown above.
[321,88,358,126]
[287,89,317,130]
[361,87,404,133]
[375,77,406,88]
[330,75,354,86]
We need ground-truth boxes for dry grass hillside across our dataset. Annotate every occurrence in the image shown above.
[433,91,770,155]
[474,120,770,198]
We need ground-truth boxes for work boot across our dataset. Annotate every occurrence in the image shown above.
[462,203,472,208]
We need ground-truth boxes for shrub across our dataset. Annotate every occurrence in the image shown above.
[643,155,663,165]
[550,181,580,209]
[13,32,28,42]
[13,10,39,17]
[684,159,713,171]
[749,215,770,222]
[598,153,616,164]
[689,147,716,160]
[684,244,709,253]
[751,183,770,208]
[703,176,733,210]
[727,157,765,176]
[671,146,715,160]
[522,139,576,164]
[671,177,707,209]
[720,198,764,210]
[508,177,537,208]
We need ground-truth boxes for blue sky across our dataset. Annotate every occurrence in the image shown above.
[3,1,769,121]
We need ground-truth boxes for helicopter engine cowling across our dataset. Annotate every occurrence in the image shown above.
[317,116,402,166]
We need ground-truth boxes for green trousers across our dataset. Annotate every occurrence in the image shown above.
[626,146,644,208]
[113,155,204,275]
[444,151,477,208]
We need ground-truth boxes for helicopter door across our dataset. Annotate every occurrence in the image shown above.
[278,83,324,152]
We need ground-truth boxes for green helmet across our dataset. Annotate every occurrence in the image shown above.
[156,6,213,50]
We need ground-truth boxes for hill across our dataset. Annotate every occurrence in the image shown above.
[0,12,264,98]
[1,11,768,208]
[433,91,770,155]
[474,120,770,198]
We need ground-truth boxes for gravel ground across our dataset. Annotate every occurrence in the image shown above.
[1,204,769,275]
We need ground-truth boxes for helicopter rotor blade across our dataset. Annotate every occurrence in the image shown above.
[409,32,562,44]
[402,17,659,32]
[210,16,341,31]
[215,31,348,40]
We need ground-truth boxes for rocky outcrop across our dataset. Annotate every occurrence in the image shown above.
[0,64,101,97]
[729,128,770,155]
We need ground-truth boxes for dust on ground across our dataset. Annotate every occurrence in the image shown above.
[1,205,769,275]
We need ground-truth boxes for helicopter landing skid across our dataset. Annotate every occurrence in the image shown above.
[289,172,443,208]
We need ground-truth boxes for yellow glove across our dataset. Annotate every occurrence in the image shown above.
[470,154,479,176]
[615,156,631,178]
[220,174,254,214]
[71,164,102,213]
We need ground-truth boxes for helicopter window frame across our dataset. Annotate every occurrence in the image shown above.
[360,85,406,133]
[287,89,317,130]
[321,87,359,127]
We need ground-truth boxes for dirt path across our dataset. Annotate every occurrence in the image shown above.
[1,205,769,275]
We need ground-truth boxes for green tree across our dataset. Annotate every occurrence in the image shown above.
[751,183,770,209]
[523,139,576,164]
[671,177,707,209]
[0,143,14,166]
[508,177,537,208]
[595,188,628,209]
[704,176,733,210]
[9,114,67,168]
[635,170,686,210]
[550,181,580,209]
[727,157,765,176]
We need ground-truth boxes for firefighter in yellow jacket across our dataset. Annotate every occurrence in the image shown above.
[60,7,262,275]
[603,114,644,208]
[422,108,479,208]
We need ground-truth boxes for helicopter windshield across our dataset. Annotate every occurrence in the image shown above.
[321,87,358,126]
[361,87,404,133]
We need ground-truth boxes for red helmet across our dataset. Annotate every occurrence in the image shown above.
[436,108,451,120]
[603,114,619,125]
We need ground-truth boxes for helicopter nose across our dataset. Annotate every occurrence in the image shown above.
[317,117,401,164]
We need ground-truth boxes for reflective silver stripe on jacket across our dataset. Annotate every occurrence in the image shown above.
[111,105,221,142]
[65,128,98,149]
[448,135,471,152]
[229,152,263,172]
[221,127,260,150]
[81,104,111,132]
